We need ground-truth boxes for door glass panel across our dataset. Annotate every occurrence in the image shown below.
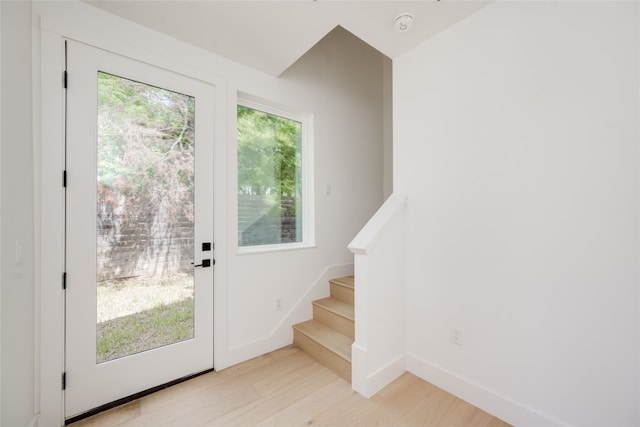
[96,72,195,363]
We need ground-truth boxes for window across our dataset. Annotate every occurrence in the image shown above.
[237,98,313,250]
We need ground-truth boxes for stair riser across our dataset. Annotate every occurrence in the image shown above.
[330,283,354,305]
[294,330,351,383]
[313,305,354,340]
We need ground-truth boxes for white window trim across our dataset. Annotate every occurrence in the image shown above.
[236,95,315,254]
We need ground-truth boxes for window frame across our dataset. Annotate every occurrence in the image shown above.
[236,95,315,254]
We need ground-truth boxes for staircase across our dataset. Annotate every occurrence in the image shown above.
[293,276,354,382]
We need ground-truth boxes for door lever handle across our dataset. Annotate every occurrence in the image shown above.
[192,259,212,268]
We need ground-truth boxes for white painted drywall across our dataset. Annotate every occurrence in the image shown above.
[349,193,407,397]
[223,26,386,363]
[1,2,37,426]
[28,2,386,424]
[395,2,639,426]
[383,58,393,199]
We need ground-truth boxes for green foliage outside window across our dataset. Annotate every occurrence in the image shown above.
[98,72,195,224]
[237,104,303,246]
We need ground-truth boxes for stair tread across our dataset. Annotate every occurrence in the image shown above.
[293,320,353,362]
[330,276,354,289]
[313,297,354,321]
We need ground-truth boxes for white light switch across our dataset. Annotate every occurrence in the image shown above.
[16,240,23,265]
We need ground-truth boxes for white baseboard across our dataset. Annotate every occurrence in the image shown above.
[352,343,406,398]
[406,352,568,427]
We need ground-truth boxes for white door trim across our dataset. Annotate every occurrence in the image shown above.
[64,40,215,418]
[37,14,229,426]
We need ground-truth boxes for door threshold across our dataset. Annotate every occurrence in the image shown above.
[65,368,215,425]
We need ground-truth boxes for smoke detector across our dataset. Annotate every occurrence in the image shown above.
[394,14,414,33]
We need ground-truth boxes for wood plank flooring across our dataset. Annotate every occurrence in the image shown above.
[70,346,510,427]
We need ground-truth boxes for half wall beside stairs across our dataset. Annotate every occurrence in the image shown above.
[348,193,408,397]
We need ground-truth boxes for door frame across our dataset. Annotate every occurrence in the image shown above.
[38,16,229,426]
[64,41,215,418]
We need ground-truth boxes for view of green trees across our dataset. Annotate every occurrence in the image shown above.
[237,105,301,199]
[96,72,197,362]
[237,104,303,246]
[98,72,195,228]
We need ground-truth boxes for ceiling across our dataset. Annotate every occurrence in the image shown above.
[84,1,490,76]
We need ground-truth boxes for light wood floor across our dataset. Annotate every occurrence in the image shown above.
[70,346,510,427]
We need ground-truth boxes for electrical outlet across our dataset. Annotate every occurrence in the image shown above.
[275,298,283,312]
[450,326,462,346]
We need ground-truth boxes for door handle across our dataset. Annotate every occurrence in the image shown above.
[192,259,213,268]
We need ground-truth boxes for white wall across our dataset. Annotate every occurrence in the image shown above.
[383,56,393,199]
[1,2,37,426]
[26,2,387,424]
[224,26,387,362]
[395,2,639,426]
[349,193,407,398]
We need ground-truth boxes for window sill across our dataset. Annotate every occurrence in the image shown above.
[236,242,316,255]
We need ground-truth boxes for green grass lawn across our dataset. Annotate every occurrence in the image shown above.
[96,297,194,363]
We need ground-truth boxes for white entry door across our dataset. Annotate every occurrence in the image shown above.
[65,40,215,419]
